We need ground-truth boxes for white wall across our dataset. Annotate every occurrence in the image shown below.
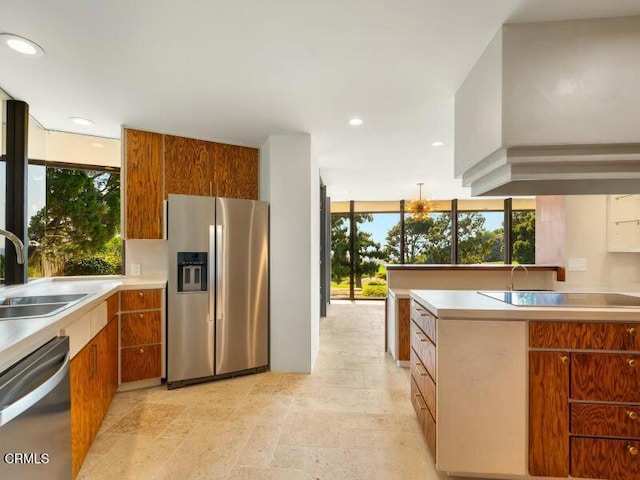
[454,28,503,178]
[125,240,168,278]
[537,195,640,291]
[261,134,319,373]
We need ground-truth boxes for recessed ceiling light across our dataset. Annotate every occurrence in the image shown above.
[431,141,444,147]
[70,117,94,126]
[0,33,45,57]
[348,118,363,126]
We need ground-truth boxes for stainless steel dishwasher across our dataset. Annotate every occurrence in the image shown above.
[0,337,71,479]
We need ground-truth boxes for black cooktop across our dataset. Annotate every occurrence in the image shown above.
[478,291,640,308]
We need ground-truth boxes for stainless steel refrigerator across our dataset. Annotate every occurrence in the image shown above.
[167,194,268,388]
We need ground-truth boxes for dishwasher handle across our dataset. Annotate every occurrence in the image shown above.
[0,352,70,427]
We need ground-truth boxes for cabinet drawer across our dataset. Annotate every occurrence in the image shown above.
[572,353,640,403]
[120,311,161,347]
[121,344,161,382]
[411,320,436,381]
[106,293,119,320]
[121,289,162,311]
[571,404,640,438]
[411,300,436,344]
[411,348,436,419]
[531,321,640,350]
[571,437,640,480]
[411,376,427,425]
[422,399,437,461]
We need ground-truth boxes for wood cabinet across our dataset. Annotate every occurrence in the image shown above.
[164,135,214,197]
[124,129,164,239]
[410,298,437,461]
[124,128,260,239]
[529,320,640,479]
[70,310,118,479]
[213,143,259,200]
[529,351,570,477]
[119,288,162,383]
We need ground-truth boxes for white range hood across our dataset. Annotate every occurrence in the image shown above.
[455,16,640,196]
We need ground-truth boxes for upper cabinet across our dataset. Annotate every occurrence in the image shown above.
[124,128,259,239]
[607,194,640,253]
[124,129,164,239]
[213,143,259,200]
[455,16,640,196]
[164,135,214,197]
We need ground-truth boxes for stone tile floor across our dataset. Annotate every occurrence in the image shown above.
[78,303,471,480]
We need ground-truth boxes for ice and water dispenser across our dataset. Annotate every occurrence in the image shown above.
[177,252,208,292]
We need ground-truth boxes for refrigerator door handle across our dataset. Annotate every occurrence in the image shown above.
[215,224,223,322]
[208,225,215,323]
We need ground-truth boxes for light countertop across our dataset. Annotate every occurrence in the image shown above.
[410,289,640,322]
[0,276,166,373]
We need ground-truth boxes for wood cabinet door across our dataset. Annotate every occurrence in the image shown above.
[125,128,163,239]
[164,135,214,197]
[70,345,93,479]
[213,143,259,199]
[121,311,161,347]
[529,351,570,477]
[106,316,119,400]
[121,344,162,382]
[572,353,640,403]
[121,289,162,311]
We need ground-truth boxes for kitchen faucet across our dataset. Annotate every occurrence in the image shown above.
[0,229,26,264]
[508,264,528,291]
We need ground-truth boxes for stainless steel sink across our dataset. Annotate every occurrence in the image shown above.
[0,292,92,320]
[0,304,69,319]
[1,293,88,306]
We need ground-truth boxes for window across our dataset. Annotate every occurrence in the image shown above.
[511,210,535,264]
[403,212,451,264]
[330,214,350,299]
[29,165,121,277]
[330,199,536,300]
[457,211,504,264]
[354,213,399,298]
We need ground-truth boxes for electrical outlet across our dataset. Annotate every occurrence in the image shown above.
[568,258,587,271]
[130,263,142,276]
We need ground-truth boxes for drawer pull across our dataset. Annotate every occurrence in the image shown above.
[414,393,427,410]
[415,331,427,342]
[628,445,639,456]
[414,362,428,377]
[628,359,637,368]
[138,292,144,298]
[560,356,570,365]
[139,348,144,354]
[627,411,639,421]
[139,313,144,319]
[629,327,638,335]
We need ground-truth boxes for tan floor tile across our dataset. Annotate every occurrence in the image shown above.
[339,413,397,431]
[235,424,283,468]
[106,403,186,436]
[227,466,305,480]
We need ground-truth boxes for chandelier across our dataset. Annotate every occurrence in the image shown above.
[406,182,431,219]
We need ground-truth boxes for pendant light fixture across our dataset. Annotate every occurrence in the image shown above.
[407,182,431,219]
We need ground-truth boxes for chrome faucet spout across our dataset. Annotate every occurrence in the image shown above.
[0,229,26,264]
[508,264,529,291]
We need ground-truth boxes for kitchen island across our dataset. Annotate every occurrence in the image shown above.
[409,289,640,480]
[385,264,564,365]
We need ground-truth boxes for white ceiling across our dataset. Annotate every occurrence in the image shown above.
[2,0,640,201]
